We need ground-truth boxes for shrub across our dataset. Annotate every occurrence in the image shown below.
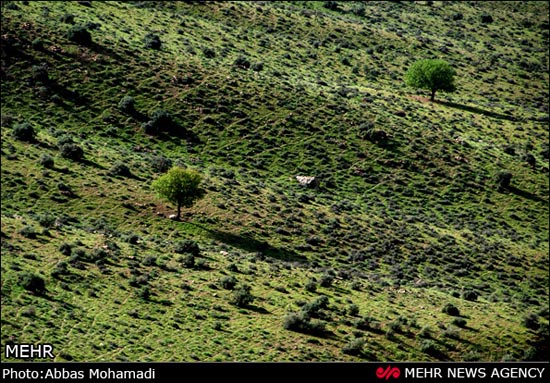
[142,255,157,266]
[420,339,439,356]
[342,338,365,356]
[319,273,334,287]
[144,109,178,135]
[202,47,216,58]
[301,296,329,318]
[442,303,460,316]
[59,13,75,24]
[523,313,540,330]
[305,279,317,292]
[354,316,376,331]
[496,171,512,190]
[181,254,195,268]
[150,155,172,173]
[18,226,37,239]
[233,55,251,69]
[109,161,132,177]
[417,325,432,338]
[59,143,84,161]
[480,13,493,23]
[38,154,54,168]
[138,286,151,300]
[18,272,46,295]
[31,64,49,83]
[230,284,254,307]
[67,24,92,45]
[283,312,326,335]
[12,122,35,142]
[452,318,467,328]
[59,243,72,256]
[251,62,264,72]
[462,290,478,301]
[347,304,360,316]
[37,213,56,228]
[323,1,339,11]
[220,276,237,290]
[173,240,200,256]
[144,33,161,50]
[118,96,135,113]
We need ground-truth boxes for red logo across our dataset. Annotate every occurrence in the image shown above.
[376,366,401,380]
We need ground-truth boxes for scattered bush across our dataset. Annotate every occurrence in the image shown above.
[137,286,151,300]
[452,318,467,328]
[234,55,251,69]
[442,302,460,316]
[347,304,360,316]
[174,240,200,256]
[31,64,49,83]
[18,272,46,295]
[323,1,339,11]
[283,312,326,335]
[12,122,36,142]
[67,24,92,45]
[144,33,161,50]
[143,109,178,135]
[251,62,264,72]
[59,13,75,24]
[496,171,512,191]
[59,143,84,161]
[304,279,317,292]
[18,226,37,239]
[142,255,157,266]
[59,243,72,256]
[109,161,132,177]
[480,13,493,24]
[342,338,365,356]
[420,339,440,356]
[202,47,216,58]
[417,325,432,339]
[230,284,254,307]
[462,290,478,302]
[118,96,136,113]
[319,273,334,287]
[523,313,540,330]
[180,254,195,268]
[301,296,329,318]
[220,276,237,290]
[38,154,54,168]
[150,155,172,173]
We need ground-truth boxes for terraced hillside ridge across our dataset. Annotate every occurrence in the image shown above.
[1,1,548,362]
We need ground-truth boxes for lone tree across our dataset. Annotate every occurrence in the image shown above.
[152,167,205,220]
[405,59,456,102]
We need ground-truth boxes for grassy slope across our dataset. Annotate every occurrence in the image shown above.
[1,1,548,361]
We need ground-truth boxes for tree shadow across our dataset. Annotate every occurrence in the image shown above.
[191,224,306,263]
[437,100,517,122]
[507,186,548,204]
[242,304,270,314]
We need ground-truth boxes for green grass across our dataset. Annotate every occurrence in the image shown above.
[1,0,548,361]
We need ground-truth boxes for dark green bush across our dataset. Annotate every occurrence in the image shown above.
[181,254,195,268]
[109,161,132,177]
[220,275,238,290]
[174,240,200,256]
[38,153,54,168]
[18,226,37,239]
[202,47,216,58]
[59,243,72,256]
[442,302,460,316]
[342,338,365,356]
[319,273,334,287]
[118,96,135,113]
[496,171,512,191]
[67,24,92,45]
[347,304,360,316]
[144,33,161,50]
[143,109,178,135]
[59,143,84,161]
[305,279,317,292]
[230,284,254,307]
[523,313,540,330]
[283,312,326,335]
[234,55,251,69]
[452,318,467,328]
[18,272,46,295]
[12,122,35,142]
[150,155,172,173]
[462,290,478,301]
[31,64,49,82]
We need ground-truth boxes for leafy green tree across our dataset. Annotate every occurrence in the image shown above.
[405,59,456,101]
[152,167,205,220]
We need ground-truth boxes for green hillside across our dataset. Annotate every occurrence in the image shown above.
[1,0,548,362]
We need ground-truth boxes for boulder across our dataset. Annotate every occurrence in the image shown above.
[296,176,319,188]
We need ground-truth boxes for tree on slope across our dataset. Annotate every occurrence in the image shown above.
[152,167,205,220]
[405,59,456,102]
